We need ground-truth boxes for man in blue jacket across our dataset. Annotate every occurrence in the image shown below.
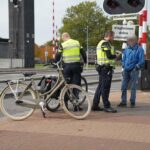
[118,35,145,108]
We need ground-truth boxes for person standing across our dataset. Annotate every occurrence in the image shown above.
[55,33,87,111]
[92,31,117,113]
[118,35,145,108]
[55,32,87,86]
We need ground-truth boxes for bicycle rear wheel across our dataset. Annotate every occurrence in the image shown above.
[61,84,91,120]
[0,83,37,121]
[46,98,60,112]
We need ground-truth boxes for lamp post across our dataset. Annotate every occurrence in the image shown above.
[86,26,89,69]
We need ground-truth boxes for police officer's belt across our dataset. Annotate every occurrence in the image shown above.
[98,64,114,69]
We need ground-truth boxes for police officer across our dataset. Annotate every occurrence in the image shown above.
[55,32,87,86]
[92,31,117,113]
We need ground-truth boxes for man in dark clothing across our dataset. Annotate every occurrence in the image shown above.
[92,31,118,113]
[55,32,87,86]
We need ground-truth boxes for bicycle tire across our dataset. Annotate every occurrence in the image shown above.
[46,76,88,112]
[60,84,91,120]
[0,83,37,121]
[81,76,88,92]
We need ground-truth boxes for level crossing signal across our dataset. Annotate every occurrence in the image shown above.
[103,0,145,15]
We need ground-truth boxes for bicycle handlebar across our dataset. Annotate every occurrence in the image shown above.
[43,58,63,68]
[53,59,62,70]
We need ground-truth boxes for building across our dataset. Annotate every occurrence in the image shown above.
[0,0,34,68]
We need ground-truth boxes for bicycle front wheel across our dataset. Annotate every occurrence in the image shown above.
[81,76,88,92]
[60,84,91,120]
[0,83,37,121]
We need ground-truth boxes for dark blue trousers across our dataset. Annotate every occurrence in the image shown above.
[121,69,139,104]
[63,63,81,86]
[93,67,113,108]
[63,63,82,105]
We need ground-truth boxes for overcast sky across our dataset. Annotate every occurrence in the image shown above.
[0,0,150,45]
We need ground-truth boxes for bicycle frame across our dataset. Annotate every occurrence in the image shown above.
[14,61,69,105]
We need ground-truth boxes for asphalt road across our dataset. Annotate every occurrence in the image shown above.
[1,91,150,150]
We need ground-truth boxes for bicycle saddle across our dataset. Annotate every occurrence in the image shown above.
[23,72,36,77]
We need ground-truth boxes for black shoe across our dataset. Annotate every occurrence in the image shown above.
[92,106,103,111]
[118,103,127,108]
[103,107,117,113]
[74,106,83,112]
[130,103,135,108]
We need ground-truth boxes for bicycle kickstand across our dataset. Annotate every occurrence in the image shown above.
[39,102,47,118]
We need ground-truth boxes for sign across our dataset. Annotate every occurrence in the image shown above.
[103,0,145,15]
[112,25,136,41]
[113,14,138,21]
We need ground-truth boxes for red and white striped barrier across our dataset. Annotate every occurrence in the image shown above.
[139,0,148,55]
[142,9,147,55]
[52,0,56,59]
[139,13,143,45]
[55,25,58,50]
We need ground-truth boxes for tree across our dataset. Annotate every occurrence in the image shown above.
[59,1,115,47]
[34,44,41,58]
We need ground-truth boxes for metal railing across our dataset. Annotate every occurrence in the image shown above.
[0,70,122,84]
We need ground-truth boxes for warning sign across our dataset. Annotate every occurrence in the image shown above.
[112,25,136,41]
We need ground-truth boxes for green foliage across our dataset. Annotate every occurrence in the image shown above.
[47,40,53,46]
[59,1,115,47]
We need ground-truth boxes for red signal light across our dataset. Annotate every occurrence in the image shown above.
[107,0,119,9]
[128,0,141,7]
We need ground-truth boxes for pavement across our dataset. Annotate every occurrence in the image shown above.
[1,91,150,150]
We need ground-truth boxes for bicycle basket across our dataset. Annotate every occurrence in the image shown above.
[38,76,60,98]
[38,76,52,94]
[49,76,61,99]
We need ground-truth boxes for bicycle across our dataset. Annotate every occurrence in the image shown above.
[44,63,88,112]
[0,61,91,121]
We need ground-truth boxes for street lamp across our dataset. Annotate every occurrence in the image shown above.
[86,26,89,69]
